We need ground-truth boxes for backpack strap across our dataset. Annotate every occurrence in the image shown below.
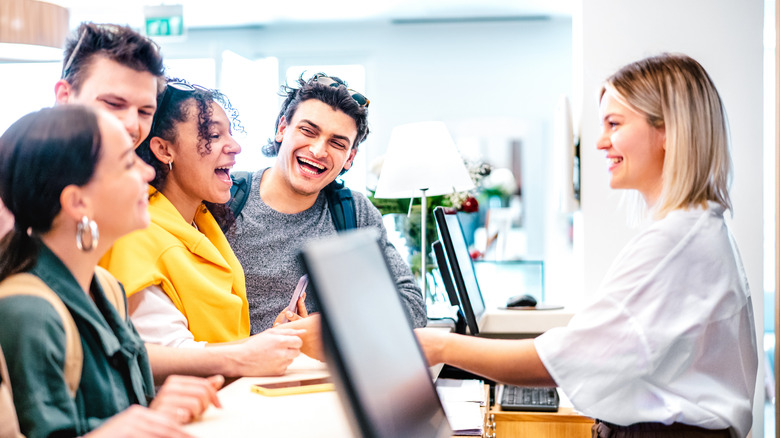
[324,180,357,232]
[0,274,82,397]
[0,345,23,438]
[228,171,253,220]
[93,266,126,321]
[227,171,356,232]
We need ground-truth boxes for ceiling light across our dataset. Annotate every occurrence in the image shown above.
[0,0,69,62]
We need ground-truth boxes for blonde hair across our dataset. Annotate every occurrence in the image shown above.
[601,53,732,220]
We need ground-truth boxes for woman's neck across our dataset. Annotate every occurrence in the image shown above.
[640,180,663,208]
[160,185,201,224]
[40,231,104,296]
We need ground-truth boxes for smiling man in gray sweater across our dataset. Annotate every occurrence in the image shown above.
[227,74,426,333]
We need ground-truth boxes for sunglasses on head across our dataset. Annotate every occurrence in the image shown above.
[311,73,370,108]
[61,24,125,79]
[149,81,211,136]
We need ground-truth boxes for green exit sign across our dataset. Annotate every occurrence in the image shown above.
[146,17,183,37]
[144,5,184,38]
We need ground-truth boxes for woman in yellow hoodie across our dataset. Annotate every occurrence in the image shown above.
[101,80,317,377]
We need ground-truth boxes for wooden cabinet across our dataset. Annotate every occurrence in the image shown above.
[485,406,594,438]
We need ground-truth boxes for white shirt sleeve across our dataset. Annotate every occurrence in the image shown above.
[533,205,756,436]
[127,285,207,348]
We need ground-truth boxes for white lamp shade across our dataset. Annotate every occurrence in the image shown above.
[374,121,474,199]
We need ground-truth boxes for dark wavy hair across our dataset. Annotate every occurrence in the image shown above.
[135,78,242,229]
[0,106,102,281]
[263,73,370,171]
[61,22,165,94]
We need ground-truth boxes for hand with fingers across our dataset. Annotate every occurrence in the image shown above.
[232,328,304,376]
[278,314,324,362]
[82,405,194,438]
[273,292,309,327]
[149,374,224,424]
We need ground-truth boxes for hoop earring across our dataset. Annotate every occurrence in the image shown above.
[168,161,173,171]
[76,216,99,252]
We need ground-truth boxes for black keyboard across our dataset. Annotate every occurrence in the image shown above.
[498,385,559,412]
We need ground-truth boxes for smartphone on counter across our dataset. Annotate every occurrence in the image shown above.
[250,377,334,397]
[281,274,308,323]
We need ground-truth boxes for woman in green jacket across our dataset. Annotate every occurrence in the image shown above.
[0,105,222,438]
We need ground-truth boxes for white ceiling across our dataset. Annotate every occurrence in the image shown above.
[51,0,574,30]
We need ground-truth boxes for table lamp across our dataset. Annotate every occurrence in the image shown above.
[374,121,474,296]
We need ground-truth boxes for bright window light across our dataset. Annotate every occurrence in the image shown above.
[220,51,280,172]
[0,62,61,134]
[164,58,216,88]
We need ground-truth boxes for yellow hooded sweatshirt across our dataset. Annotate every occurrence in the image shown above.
[100,190,249,343]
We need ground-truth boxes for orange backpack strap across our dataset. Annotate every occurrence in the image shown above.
[0,274,82,398]
[93,266,126,321]
[0,345,24,438]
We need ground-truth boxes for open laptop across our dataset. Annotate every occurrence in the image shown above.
[301,228,452,438]
[433,207,570,337]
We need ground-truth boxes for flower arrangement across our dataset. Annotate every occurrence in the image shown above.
[443,160,492,213]
[367,158,492,277]
[480,167,518,199]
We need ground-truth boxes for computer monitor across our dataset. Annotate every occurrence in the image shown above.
[433,207,486,336]
[432,240,466,335]
[432,240,460,307]
[301,228,452,438]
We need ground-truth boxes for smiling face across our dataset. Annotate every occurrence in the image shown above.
[161,101,241,211]
[82,112,155,244]
[597,89,666,205]
[271,99,358,201]
[56,56,158,148]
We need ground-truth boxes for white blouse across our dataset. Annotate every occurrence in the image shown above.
[127,286,207,348]
[535,204,757,437]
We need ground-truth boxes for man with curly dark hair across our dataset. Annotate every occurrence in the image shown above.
[227,74,427,332]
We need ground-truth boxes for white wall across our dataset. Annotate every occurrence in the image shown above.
[574,0,765,434]
[160,19,573,160]
[156,18,573,257]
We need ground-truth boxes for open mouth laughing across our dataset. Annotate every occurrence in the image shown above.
[297,156,327,175]
[215,165,233,184]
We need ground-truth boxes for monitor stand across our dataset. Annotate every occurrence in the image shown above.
[438,364,494,385]
[454,311,467,335]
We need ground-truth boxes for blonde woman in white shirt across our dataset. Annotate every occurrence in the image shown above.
[416,53,757,438]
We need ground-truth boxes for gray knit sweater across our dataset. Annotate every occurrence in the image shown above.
[226,169,427,333]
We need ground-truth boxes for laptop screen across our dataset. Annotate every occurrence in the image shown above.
[433,207,486,335]
[302,228,451,438]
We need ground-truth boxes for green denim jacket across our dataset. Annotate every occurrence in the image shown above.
[0,243,154,438]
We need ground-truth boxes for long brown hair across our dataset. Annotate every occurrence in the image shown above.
[0,106,102,280]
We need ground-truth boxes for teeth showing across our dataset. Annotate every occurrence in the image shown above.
[215,166,233,177]
[298,157,324,170]
[298,157,325,174]
[608,157,623,164]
